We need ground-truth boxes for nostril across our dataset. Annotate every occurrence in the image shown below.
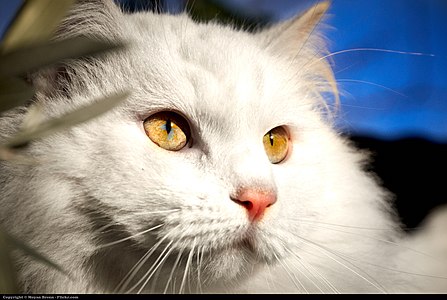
[239,200,253,210]
[231,189,277,222]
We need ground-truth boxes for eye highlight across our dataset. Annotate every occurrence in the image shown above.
[263,126,289,164]
[143,111,190,151]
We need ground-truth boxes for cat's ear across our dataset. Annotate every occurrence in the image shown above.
[30,0,123,98]
[258,1,330,58]
[258,1,338,109]
[55,0,123,40]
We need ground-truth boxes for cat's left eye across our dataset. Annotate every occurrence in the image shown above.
[143,111,191,151]
[263,126,289,164]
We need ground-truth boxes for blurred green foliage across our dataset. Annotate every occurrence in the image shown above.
[0,0,128,293]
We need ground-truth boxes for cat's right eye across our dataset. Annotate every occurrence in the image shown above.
[143,111,191,151]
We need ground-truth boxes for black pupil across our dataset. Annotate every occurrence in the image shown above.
[269,131,274,146]
[165,119,172,134]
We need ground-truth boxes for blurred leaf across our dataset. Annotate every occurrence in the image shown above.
[4,231,66,276]
[21,103,45,131]
[6,91,130,148]
[1,0,75,53]
[0,77,34,113]
[0,147,39,165]
[0,37,126,78]
[0,230,18,293]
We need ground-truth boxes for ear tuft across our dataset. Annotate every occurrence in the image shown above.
[259,1,330,58]
[258,1,338,115]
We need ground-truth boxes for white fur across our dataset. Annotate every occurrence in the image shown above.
[0,0,446,294]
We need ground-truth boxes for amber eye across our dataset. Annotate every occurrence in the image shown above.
[263,126,289,164]
[143,111,191,151]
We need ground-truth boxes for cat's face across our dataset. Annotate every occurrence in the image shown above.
[30,0,350,292]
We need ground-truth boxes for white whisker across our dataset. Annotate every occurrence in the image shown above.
[114,248,151,293]
[295,218,402,231]
[322,245,447,281]
[99,223,164,249]
[284,247,326,293]
[137,240,175,294]
[196,245,204,294]
[179,240,195,294]
[163,246,184,294]
[118,227,175,293]
[310,48,435,67]
[273,251,308,293]
[293,235,387,293]
[132,209,181,216]
[336,79,408,97]
[299,222,442,262]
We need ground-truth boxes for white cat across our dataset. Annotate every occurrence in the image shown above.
[0,0,446,294]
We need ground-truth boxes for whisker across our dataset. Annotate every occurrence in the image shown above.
[196,245,204,294]
[298,222,443,262]
[293,245,343,294]
[99,223,164,249]
[118,226,177,293]
[186,240,197,293]
[310,48,435,66]
[136,240,175,294]
[179,240,195,294]
[132,209,181,216]
[273,251,308,293]
[336,79,408,97]
[303,257,340,293]
[295,218,408,231]
[292,235,387,293]
[286,248,332,294]
[284,247,326,293]
[164,247,184,294]
[114,248,151,293]
[262,259,274,291]
[319,244,447,281]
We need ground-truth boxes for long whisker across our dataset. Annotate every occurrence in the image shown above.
[163,246,184,294]
[316,243,447,281]
[196,245,204,294]
[309,48,435,67]
[296,218,407,231]
[125,239,173,293]
[118,227,176,293]
[298,222,442,262]
[292,235,387,293]
[99,223,164,249]
[303,257,340,293]
[131,209,181,216]
[137,240,175,294]
[114,248,151,293]
[149,240,180,293]
[336,79,408,97]
[179,240,195,294]
[273,250,308,293]
[284,247,326,293]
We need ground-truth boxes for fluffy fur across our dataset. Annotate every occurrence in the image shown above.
[0,0,446,293]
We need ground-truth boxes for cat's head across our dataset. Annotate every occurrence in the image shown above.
[23,0,378,292]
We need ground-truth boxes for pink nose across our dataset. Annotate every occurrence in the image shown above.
[233,189,277,222]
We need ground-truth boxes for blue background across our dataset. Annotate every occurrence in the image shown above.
[1,0,446,143]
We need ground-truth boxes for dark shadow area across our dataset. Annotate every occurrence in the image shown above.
[350,135,447,230]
